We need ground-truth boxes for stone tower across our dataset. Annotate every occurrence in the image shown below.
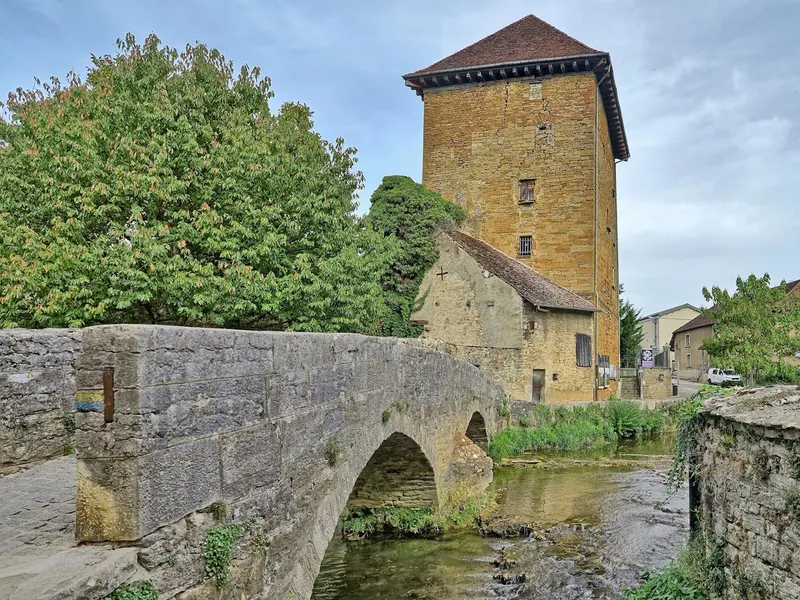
[403,15,628,398]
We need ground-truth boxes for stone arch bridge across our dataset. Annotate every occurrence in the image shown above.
[74,325,504,599]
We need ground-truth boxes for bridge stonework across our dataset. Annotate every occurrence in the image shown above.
[74,325,503,599]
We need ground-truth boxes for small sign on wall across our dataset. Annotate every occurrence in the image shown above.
[641,348,654,368]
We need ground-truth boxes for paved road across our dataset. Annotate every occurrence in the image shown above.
[0,456,76,561]
[674,378,703,399]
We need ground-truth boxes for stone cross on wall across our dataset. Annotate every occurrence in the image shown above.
[437,266,449,281]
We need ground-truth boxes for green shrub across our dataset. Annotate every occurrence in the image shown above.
[325,440,344,467]
[381,409,392,423]
[341,507,441,538]
[786,491,800,521]
[624,531,723,600]
[487,399,670,461]
[104,581,158,600]
[202,524,246,587]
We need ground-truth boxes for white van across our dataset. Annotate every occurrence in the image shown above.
[707,368,742,386]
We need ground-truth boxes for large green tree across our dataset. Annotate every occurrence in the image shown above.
[365,176,465,337]
[0,34,387,332]
[702,274,800,385]
[619,284,645,368]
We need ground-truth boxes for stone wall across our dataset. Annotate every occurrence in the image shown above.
[74,324,503,600]
[0,328,81,471]
[695,386,800,599]
[641,367,672,399]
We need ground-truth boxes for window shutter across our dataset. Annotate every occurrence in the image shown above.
[576,334,592,367]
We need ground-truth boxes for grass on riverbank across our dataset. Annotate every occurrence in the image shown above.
[341,487,497,539]
[624,531,724,600]
[488,399,666,461]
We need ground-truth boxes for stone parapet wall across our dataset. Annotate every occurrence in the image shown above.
[642,367,672,399]
[695,386,800,599]
[0,328,81,471]
[74,325,504,600]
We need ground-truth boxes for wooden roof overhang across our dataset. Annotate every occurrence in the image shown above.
[403,52,630,161]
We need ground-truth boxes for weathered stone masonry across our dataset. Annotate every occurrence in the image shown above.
[0,328,81,471]
[694,386,800,599]
[74,325,503,600]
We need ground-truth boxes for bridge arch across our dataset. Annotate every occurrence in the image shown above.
[348,431,438,509]
[465,411,489,451]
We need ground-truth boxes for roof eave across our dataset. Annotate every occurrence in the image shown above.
[403,53,630,161]
[524,298,599,314]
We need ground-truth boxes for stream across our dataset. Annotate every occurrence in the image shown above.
[311,434,688,599]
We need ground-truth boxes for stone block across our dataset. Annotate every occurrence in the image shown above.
[138,436,221,538]
[220,423,281,500]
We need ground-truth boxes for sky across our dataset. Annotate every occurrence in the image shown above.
[1,0,798,315]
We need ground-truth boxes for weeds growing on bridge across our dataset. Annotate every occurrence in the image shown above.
[325,440,345,467]
[488,399,665,461]
[104,580,158,600]
[203,523,247,587]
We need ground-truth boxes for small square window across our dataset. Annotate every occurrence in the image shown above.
[519,179,536,204]
[519,235,532,257]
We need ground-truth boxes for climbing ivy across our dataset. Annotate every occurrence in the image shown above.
[364,175,466,337]
[104,581,158,600]
[202,523,246,587]
[667,385,733,492]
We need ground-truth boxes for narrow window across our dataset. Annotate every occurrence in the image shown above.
[519,235,532,257]
[532,369,545,403]
[519,179,536,204]
[685,333,691,347]
[686,354,692,368]
[576,333,592,367]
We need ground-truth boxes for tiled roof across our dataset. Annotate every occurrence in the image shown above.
[407,15,598,77]
[672,313,716,336]
[785,279,800,294]
[402,14,630,161]
[447,232,597,313]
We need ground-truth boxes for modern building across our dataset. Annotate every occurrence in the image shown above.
[405,14,627,400]
[638,303,701,366]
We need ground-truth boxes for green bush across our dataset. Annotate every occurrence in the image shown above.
[624,531,724,600]
[202,523,246,587]
[104,581,158,600]
[487,399,669,461]
[757,361,800,385]
[341,507,441,538]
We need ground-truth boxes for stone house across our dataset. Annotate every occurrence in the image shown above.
[403,14,627,400]
[671,313,716,381]
[637,303,701,366]
[412,231,597,403]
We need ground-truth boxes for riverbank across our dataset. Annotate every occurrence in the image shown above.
[489,398,672,461]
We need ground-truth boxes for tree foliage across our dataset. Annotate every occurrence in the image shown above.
[702,274,800,386]
[619,284,645,368]
[0,34,386,332]
[365,175,466,337]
